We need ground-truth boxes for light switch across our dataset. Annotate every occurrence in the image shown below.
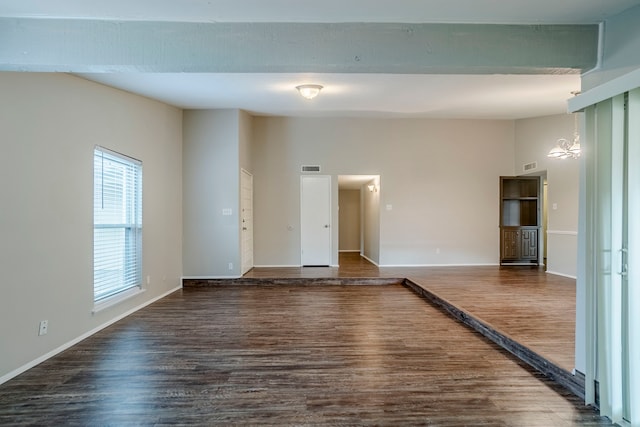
[222,208,232,216]
[552,203,558,210]
[386,204,393,211]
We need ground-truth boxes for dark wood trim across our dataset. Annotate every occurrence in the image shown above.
[183,277,403,287]
[402,278,585,399]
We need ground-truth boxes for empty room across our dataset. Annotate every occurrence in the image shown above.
[1,1,640,425]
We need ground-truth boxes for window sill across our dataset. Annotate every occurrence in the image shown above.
[92,287,145,314]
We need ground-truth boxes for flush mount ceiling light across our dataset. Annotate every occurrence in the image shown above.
[296,84,323,100]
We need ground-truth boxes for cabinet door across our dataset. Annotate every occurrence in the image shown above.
[501,229,519,259]
[520,229,538,260]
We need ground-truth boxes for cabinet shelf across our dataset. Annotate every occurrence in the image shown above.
[499,176,540,265]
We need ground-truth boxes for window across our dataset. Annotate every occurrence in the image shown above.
[93,146,142,303]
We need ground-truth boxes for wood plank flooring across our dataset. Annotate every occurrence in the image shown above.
[245,253,577,373]
[406,267,576,372]
[0,284,607,426]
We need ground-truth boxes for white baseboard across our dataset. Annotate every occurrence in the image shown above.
[0,285,182,386]
[380,263,499,267]
[339,250,360,253]
[252,265,301,268]
[546,270,577,280]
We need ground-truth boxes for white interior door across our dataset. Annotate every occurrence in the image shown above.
[241,169,253,274]
[301,175,331,266]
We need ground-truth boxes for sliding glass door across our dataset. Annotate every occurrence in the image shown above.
[625,88,639,425]
[584,88,639,425]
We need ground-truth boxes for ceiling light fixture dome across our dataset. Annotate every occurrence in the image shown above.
[296,84,323,100]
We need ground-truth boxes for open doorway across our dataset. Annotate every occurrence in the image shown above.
[337,175,380,265]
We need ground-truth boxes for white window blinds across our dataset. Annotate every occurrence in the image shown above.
[93,146,142,302]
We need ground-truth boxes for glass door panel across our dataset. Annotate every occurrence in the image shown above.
[624,87,640,424]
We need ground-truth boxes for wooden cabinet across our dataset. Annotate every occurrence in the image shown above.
[500,176,540,265]
[501,227,538,262]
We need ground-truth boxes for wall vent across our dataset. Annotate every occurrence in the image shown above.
[301,165,321,173]
[523,161,538,172]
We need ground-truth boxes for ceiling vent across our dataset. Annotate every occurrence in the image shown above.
[523,161,538,172]
[301,165,321,173]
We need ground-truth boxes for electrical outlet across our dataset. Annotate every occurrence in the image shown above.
[146,275,151,285]
[38,320,48,336]
[228,262,233,270]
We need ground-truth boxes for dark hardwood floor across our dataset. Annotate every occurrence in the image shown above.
[0,284,607,426]
[406,266,576,372]
[245,252,577,372]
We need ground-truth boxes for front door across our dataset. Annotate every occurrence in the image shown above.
[301,175,331,266]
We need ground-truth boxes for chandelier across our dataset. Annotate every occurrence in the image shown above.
[548,114,581,160]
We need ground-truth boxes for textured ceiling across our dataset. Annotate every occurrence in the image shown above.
[3,0,634,118]
[3,0,637,24]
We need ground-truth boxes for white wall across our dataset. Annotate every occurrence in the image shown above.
[239,109,253,173]
[251,117,515,267]
[338,190,361,251]
[0,73,183,382]
[182,110,243,277]
[514,113,580,278]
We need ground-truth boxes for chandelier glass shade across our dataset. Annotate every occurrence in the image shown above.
[548,115,581,159]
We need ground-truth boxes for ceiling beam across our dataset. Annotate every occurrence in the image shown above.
[0,19,598,74]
